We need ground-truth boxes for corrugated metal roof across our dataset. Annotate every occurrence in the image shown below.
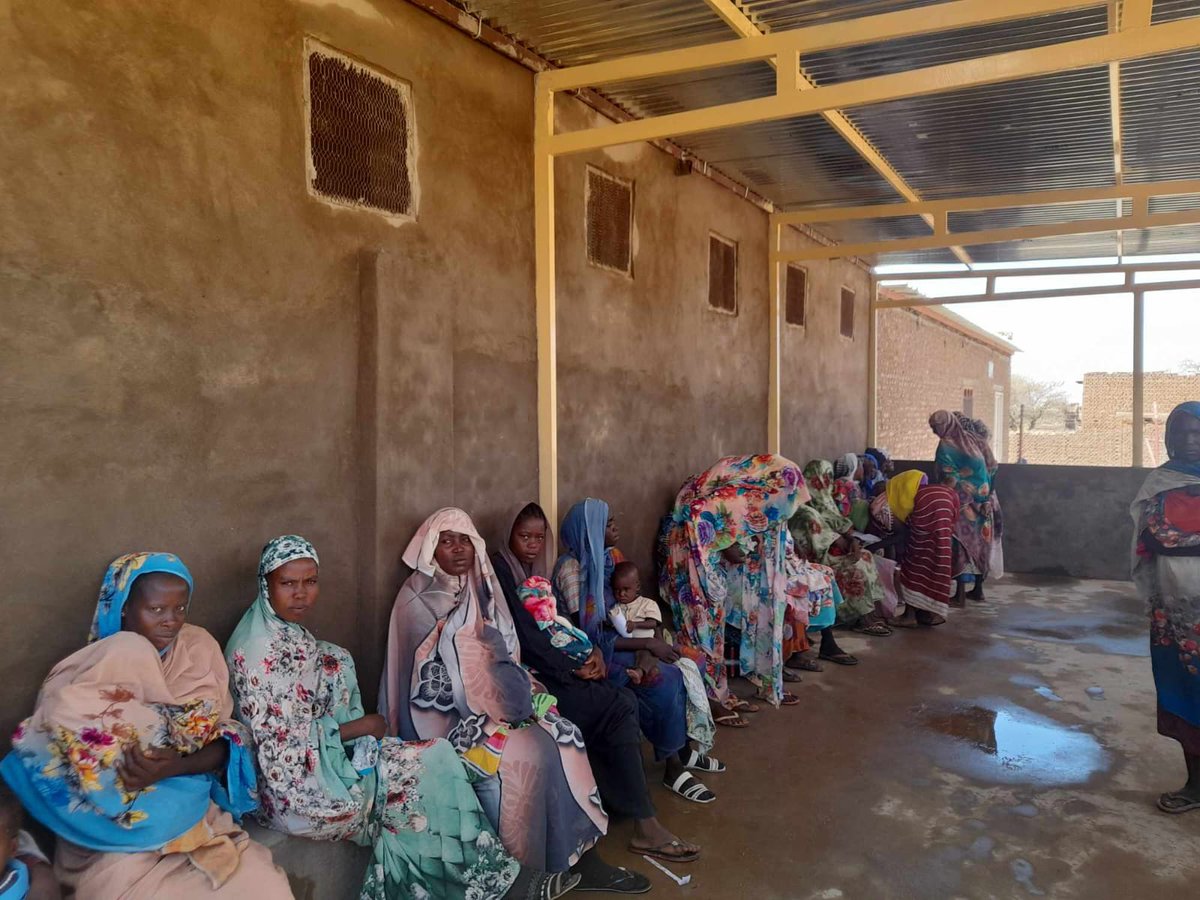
[453,0,1200,264]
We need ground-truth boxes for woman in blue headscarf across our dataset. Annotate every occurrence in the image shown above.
[1132,402,1200,814]
[0,553,292,899]
[552,500,719,805]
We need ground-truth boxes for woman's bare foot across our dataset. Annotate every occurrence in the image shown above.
[630,817,700,860]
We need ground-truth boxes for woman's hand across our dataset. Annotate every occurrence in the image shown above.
[574,647,607,680]
[634,649,661,683]
[646,638,680,663]
[118,744,183,791]
[340,714,387,742]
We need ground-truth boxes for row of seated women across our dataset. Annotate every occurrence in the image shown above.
[0,447,970,900]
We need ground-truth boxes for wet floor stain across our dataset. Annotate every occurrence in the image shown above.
[997,606,1148,657]
[919,700,1109,785]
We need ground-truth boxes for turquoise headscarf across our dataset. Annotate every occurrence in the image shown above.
[88,552,194,644]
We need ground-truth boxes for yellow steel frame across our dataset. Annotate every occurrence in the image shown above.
[535,0,1185,512]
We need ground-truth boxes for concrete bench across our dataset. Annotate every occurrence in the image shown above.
[244,822,372,900]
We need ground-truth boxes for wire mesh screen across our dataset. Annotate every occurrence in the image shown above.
[708,235,737,314]
[306,43,414,217]
[785,264,807,326]
[586,167,633,274]
[840,286,856,337]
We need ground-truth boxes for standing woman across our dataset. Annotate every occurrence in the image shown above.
[226,535,575,900]
[930,409,999,603]
[379,509,606,874]
[1131,402,1200,813]
[0,553,292,899]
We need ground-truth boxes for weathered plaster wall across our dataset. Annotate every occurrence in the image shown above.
[0,0,871,738]
[777,231,872,468]
[893,461,1143,581]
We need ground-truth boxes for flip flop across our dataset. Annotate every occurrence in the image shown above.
[782,668,803,682]
[730,698,760,713]
[536,872,582,900]
[683,748,726,772]
[788,657,824,672]
[780,691,801,706]
[888,618,919,629]
[627,839,700,864]
[714,712,749,728]
[819,651,860,666]
[1158,791,1200,814]
[573,867,652,894]
[853,622,892,636]
[665,771,716,804]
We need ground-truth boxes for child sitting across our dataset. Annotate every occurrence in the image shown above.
[518,576,645,683]
[607,561,717,754]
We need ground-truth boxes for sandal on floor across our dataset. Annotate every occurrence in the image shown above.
[628,839,700,864]
[1158,791,1200,814]
[819,651,860,666]
[788,657,823,672]
[888,618,919,629]
[782,668,803,682]
[665,771,716,804]
[573,867,652,894]
[730,698,760,713]
[780,691,801,706]
[854,622,892,636]
[522,872,581,900]
[714,712,749,728]
[683,748,726,772]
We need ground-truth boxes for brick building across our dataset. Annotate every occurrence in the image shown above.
[1017,371,1200,466]
[876,287,1016,461]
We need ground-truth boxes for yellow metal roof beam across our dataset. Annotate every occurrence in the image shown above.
[1122,0,1155,29]
[1109,0,1127,257]
[702,1,975,265]
[541,0,1104,93]
[775,206,1200,261]
[548,17,1200,155]
[773,178,1200,226]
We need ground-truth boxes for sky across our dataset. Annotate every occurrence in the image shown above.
[876,255,1200,403]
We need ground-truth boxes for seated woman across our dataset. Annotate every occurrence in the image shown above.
[791,459,894,638]
[831,453,871,532]
[492,503,700,874]
[660,454,842,716]
[877,471,960,628]
[0,553,292,899]
[379,509,606,877]
[226,535,575,900]
[1132,401,1200,813]
[551,500,720,804]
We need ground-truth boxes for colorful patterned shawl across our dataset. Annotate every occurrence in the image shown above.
[1,554,255,856]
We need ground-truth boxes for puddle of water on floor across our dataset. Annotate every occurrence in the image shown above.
[919,699,1109,785]
[997,610,1148,658]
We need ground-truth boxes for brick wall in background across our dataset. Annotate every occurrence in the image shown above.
[877,305,1014,461]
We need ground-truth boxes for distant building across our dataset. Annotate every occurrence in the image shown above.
[1016,371,1200,466]
[876,287,1016,461]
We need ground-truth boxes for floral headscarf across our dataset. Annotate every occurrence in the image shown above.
[89,552,194,643]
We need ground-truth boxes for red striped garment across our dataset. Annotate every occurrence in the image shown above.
[898,485,959,616]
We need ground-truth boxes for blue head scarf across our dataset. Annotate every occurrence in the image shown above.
[1164,402,1200,477]
[553,498,611,641]
[88,552,194,644]
[0,858,29,899]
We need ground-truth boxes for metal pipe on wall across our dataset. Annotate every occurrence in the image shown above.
[1132,291,1144,468]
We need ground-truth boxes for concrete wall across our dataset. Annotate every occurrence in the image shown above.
[0,0,870,740]
[894,461,1145,581]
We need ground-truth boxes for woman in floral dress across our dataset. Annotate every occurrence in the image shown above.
[226,535,576,900]
[0,552,293,899]
[1132,402,1200,814]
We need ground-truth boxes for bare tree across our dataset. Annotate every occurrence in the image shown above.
[1179,359,1200,375]
[1010,375,1070,430]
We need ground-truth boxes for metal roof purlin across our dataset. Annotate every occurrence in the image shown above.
[539,0,1106,93]
[545,14,1200,156]
[701,0,975,267]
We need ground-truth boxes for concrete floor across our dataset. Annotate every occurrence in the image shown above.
[600,575,1200,899]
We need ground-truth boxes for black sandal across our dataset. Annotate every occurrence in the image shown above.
[819,651,860,666]
[665,771,716,804]
[573,867,652,894]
